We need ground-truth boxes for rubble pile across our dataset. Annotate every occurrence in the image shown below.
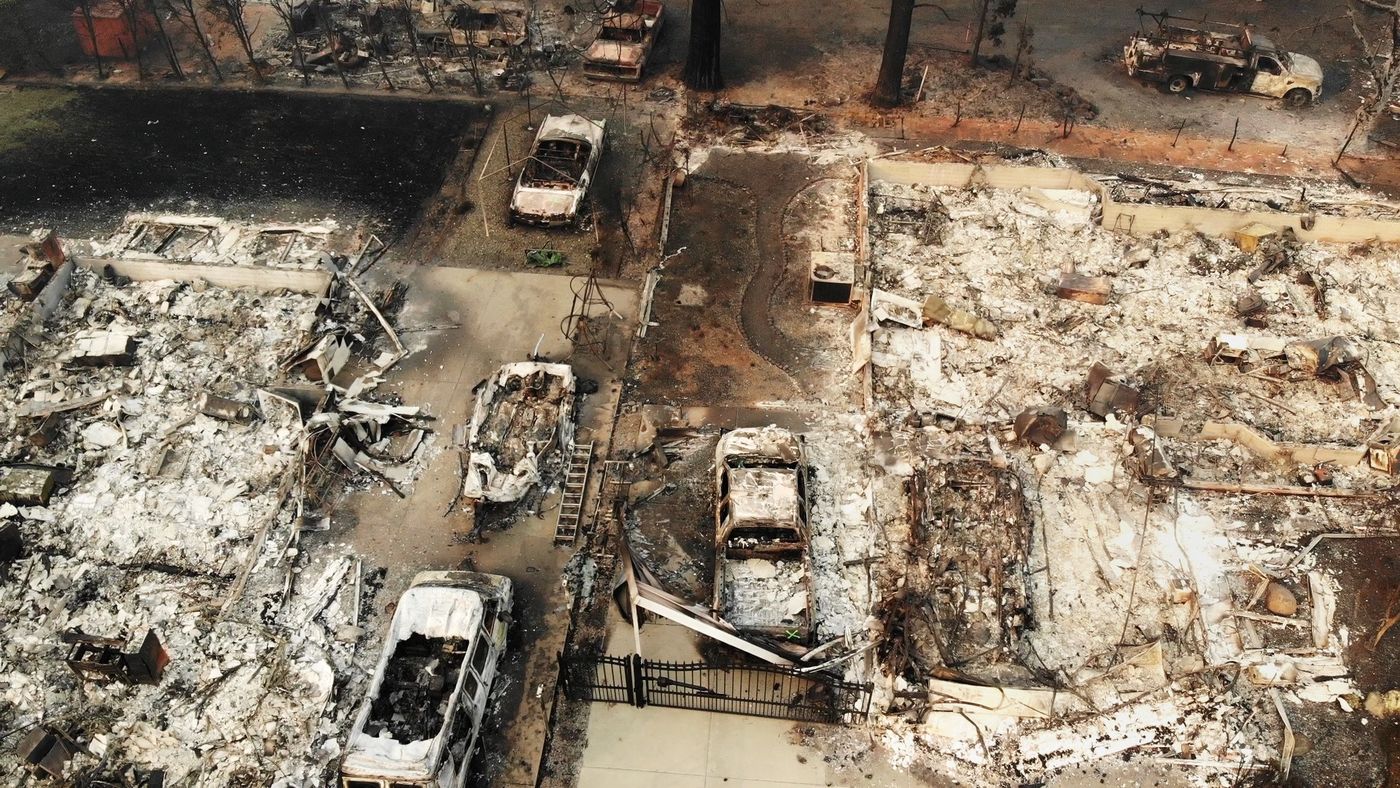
[859,174,1400,783]
[897,462,1031,680]
[0,260,429,784]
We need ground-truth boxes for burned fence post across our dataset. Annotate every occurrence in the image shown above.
[1228,116,1240,151]
[1014,103,1025,134]
[1172,118,1186,147]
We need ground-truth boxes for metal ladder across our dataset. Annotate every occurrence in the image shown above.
[554,442,595,545]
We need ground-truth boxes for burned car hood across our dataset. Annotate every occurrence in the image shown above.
[511,186,582,219]
[538,114,605,147]
[1289,53,1323,83]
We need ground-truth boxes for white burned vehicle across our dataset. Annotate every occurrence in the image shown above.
[461,361,576,505]
[508,114,605,228]
[712,427,815,645]
[581,0,665,82]
[341,571,512,788]
[1124,14,1322,107]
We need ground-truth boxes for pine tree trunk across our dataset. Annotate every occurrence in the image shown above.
[873,0,913,108]
[683,0,723,91]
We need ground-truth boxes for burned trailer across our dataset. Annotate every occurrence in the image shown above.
[712,427,816,645]
[461,361,576,505]
[508,115,605,228]
[341,571,513,788]
[1124,13,1322,107]
[581,0,664,82]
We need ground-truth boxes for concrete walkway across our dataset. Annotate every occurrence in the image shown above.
[578,704,837,788]
[575,620,916,788]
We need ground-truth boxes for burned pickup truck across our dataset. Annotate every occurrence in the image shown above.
[712,427,815,645]
[341,571,512,788]
[461,361,576,505]
[582,0,664,82]
[1124,14,1322,107]
[508,114,605,228]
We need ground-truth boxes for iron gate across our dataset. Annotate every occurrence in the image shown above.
[560,651,872,724]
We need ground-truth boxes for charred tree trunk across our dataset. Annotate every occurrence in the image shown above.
[147,0,186,78]
[969,0,989,66]
[218,0,261,78]
[121,0,150,78]
[873,0,914,108]
[400,0,435,91]
[272,0,310,85]
[683,0,723,91]
[375,53,395,90]
[318,7,352,89]
[173,0,223,80]
[76,0,108,78]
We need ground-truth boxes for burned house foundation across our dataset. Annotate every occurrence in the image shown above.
[0,226,437,784]
[851,158,1400,784]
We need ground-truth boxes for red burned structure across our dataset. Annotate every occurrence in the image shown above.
[71,0,157,59]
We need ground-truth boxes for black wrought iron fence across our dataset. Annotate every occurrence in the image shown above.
[559,651,872,725]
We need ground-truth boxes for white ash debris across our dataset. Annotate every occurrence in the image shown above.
[867,181,1400,471]
[852,171,1394,784]
[0,264,422,784]
[802,416,894,644]
[720,558,808,631]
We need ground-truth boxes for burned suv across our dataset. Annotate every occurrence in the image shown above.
[340,571,512,788]
[712,427,815,644]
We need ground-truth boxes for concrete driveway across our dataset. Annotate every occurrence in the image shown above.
[311,263,637,787]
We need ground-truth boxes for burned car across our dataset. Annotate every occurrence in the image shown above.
[712,427,815,644]
[341,571,512,788]
[414,0,529,49]
[508,114,606,227]
[461,361,576,505]
[450,1,528,48]
[1124,13,1321,107]
[582,0,664,82]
